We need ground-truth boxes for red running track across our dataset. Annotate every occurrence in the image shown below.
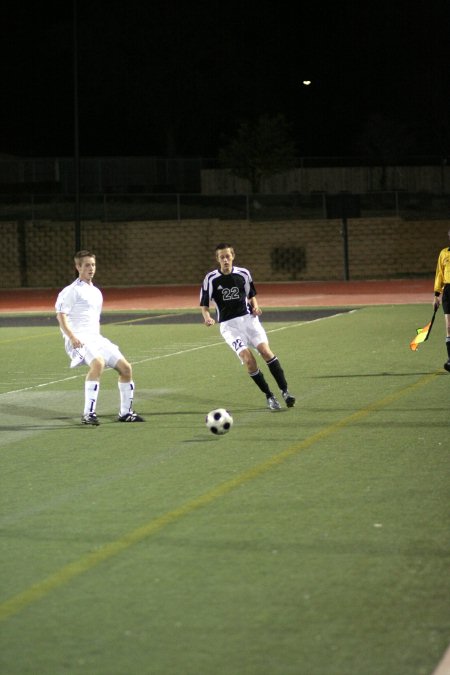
[0,279,432,312]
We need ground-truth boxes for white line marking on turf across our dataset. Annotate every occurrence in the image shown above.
[2,375,80,395]
[0,342,224,396]
[0,312,348,397]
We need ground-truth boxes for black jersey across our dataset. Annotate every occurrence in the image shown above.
[200,266,257,322]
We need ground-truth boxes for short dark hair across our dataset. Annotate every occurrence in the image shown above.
[215,243,232,252]
[74,250,95,265]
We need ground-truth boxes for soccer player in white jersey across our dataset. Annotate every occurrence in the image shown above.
[55,250,144,425]
[200,243,295,411]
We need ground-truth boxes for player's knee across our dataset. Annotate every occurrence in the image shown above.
[116,359,132,379]
[89,357,105,378]
[241,349,257,370]
[257,343,273,361]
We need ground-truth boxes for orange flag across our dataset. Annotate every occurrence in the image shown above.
[410,322,432,351]
[409,307,437,351]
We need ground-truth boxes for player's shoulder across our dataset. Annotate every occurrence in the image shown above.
[57,278,79,295]
[233,265,252,277]
[203,268,221,283]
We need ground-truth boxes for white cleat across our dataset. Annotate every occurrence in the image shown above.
[267,395,282,411]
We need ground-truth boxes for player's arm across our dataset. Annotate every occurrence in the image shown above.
[247,278,262,316]
[199,282,215,326]
[201,306,215,326]
[434,254,444,309]
[248,292,262,316]
[56,312,83,348]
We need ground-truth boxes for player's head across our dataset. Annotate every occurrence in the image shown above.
[215,243,235,274]
[74,250,96,282]
[215,243,234,258]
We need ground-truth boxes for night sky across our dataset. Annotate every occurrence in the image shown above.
[2,0,450,159]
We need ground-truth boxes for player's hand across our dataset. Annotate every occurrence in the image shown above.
[71,336,83,348]
[433,297,441,310]
[204,317,215,326]
[252,306,262,316]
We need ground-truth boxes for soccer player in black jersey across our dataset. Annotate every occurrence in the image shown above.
[200,243,296,410]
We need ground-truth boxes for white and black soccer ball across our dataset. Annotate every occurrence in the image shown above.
[205,408,233,435]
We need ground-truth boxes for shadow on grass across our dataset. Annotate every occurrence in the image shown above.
[314,371,438,378]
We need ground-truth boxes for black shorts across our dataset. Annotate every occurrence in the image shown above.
[442,285,450,314]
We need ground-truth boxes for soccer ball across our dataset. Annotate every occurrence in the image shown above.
[205,408,233,435]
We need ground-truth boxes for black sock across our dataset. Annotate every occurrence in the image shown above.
[250,369,272,397]
[266,356,288,391]
[446,337,450,359]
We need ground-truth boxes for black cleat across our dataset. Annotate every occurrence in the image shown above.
[117,411,145,422]
[81,413,100,426]
[444,361,450,373]
[282,391,296,407]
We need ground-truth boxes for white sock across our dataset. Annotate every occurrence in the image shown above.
[84,381,100,415]
[118,381,135,416]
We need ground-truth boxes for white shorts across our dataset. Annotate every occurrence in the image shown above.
[65,334,124,369]
[220,314,268,359]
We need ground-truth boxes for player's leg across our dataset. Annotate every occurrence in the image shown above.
[112,356,144,422]
[442,287,450,372]
[81,356,105,425]
[114,357,142,420]
[220,319,278,409]
[444,312,450,372]
[257,343,296,407]
[240,347,281,410]
[93,336,144,422]
[250,317,296,408]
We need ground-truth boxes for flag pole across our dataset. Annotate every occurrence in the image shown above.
[424,305,438,342]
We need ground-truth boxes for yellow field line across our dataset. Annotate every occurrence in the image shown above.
[0,370,439,622]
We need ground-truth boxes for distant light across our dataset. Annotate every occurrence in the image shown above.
[302,80,312,86]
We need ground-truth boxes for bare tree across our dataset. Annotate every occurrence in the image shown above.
[355,113,415,188]
[218,114,297,193]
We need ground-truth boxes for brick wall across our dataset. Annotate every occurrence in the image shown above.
[2,217,448,289]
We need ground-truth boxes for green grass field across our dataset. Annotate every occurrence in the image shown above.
[1,304,449,675]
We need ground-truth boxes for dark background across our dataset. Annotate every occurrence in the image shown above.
[1,0,450,159]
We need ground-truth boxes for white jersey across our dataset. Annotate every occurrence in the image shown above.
[55,278,103,338]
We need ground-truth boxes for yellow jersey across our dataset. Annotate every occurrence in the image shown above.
[434,246,450,293]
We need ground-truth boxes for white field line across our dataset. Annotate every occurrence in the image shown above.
[1,312,351,397]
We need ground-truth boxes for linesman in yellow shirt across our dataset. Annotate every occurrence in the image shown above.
[433,228,450,372]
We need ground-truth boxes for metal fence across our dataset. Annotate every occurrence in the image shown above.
[1,156,449,195]
[0,157,215,194]
[1,191,450,222]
